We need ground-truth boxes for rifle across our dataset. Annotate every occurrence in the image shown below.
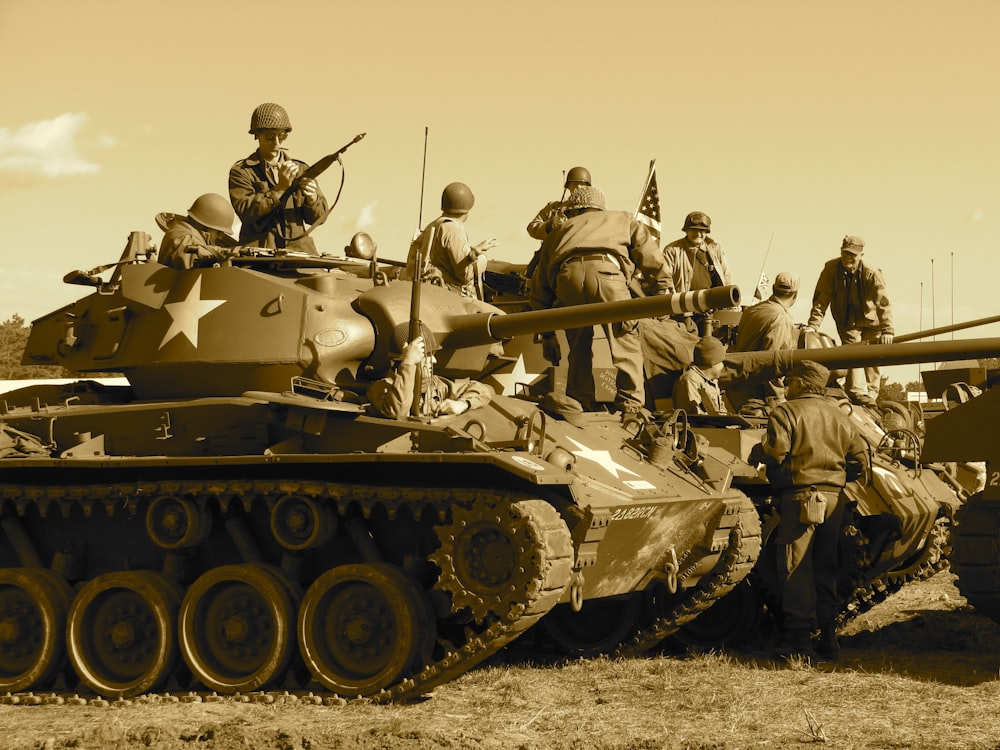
[408,226,436,417]
[276,132,366,205]
[524,175,570,280]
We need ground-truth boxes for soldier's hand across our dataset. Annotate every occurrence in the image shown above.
[437,398,470,416]
[401,337,425,366]
[276,162,300,191]
[539,333,561,366]
[473,238,497,256]
[877,333,893,345]
[300,178,319,203]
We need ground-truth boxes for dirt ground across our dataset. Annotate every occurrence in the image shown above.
[1,571,997,750]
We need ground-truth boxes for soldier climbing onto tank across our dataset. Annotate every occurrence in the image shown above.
[229,102,329,254]
[528,185,670,418]
[404,182,497,299]
[367,326,494,419]
[748,360,870,662]
[804,235,893,407]
[158,193,238,270]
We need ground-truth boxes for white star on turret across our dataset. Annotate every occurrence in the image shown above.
[488,354,542,396]
[564,435,640,480]
[159,276,225,349]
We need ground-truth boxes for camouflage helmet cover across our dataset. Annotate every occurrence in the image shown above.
[249,102,292,134]
[566,185,606,211]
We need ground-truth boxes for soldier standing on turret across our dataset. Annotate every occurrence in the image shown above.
[528,186,670,417]
[229,102,329,254]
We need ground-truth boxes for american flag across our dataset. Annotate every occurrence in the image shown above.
[754,271,770,301]
[635,160,661,243]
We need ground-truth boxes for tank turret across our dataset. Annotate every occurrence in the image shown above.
[23,238,738,399]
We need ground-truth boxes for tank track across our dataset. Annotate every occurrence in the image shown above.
[947,494,1000,623]
[613,497,762,656]
[836,514,951,627]
[0,479,573,705]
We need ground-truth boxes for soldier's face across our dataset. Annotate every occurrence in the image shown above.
[685,228,709,247]
[256,129,288,160]
[839,250,862,271]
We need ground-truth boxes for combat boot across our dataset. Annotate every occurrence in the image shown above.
[816,624,840,662]
[779,627,816,662]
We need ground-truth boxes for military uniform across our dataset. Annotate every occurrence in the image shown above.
[228,151,328,253]
[727,292,798,410]
[529,188,669,409]
[749,363,869,656]
[673,366,726,415]
[406,216,481,298]
[807,244,893,403]
[158,218,231,270]
[367,362,493,419]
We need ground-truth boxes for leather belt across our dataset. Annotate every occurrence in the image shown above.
[561,251,623,273]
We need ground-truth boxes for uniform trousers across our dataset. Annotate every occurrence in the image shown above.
[554,255,644,408]
[774,486,847,631]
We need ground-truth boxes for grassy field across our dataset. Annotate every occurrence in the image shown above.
[2,572,999,750]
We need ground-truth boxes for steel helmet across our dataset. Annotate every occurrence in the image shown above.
[564,166,592,188]
[441,182,475,214]
[345,231,377,260]
[187,193,235,235]
[249,102,292,134]
[683,211,712,232]
[391,321,439,356]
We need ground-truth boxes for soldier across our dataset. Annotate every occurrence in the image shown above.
[528,185,670,415]
[748,360,869,661]
[405,182,497,299]
[661,211,732,333]
[229,102,329,254]
[158,193,237,270]
[672,336,728,415]
[726,271,801,410]
[804,235,893,407]
[367,327,493,419]
[526,166,592,241]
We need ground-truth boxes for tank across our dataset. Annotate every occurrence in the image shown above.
[921,370,1000,623]
[0,234,760,702]
[671,335,1000,648]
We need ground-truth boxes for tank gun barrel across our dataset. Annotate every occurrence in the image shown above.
[445,285,740,347]
[894,314,1000,344]
[728,337,1000,371]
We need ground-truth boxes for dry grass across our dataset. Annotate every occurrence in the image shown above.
[3,572,1000,750]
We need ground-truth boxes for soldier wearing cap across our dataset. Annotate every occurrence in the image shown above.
[229,102,329,254]
[661,211,732,312]
[805,235,893,406]
[748,360,869,661]
[673,336,729,415]
[725,271,802,410]
[528,185,670,414]
[367,325,494,419]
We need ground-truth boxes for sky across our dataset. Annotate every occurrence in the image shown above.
[2,0,998,385]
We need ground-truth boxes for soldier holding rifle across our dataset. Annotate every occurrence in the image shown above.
[229,102,329,254]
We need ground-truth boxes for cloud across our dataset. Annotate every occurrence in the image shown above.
[0,113,102,177]
[356,200,377,229]
[969,208,986,222]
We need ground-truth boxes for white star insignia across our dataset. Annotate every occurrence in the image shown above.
[564,435,640,480]
[159,275,225,350]
[488,354,542,396]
